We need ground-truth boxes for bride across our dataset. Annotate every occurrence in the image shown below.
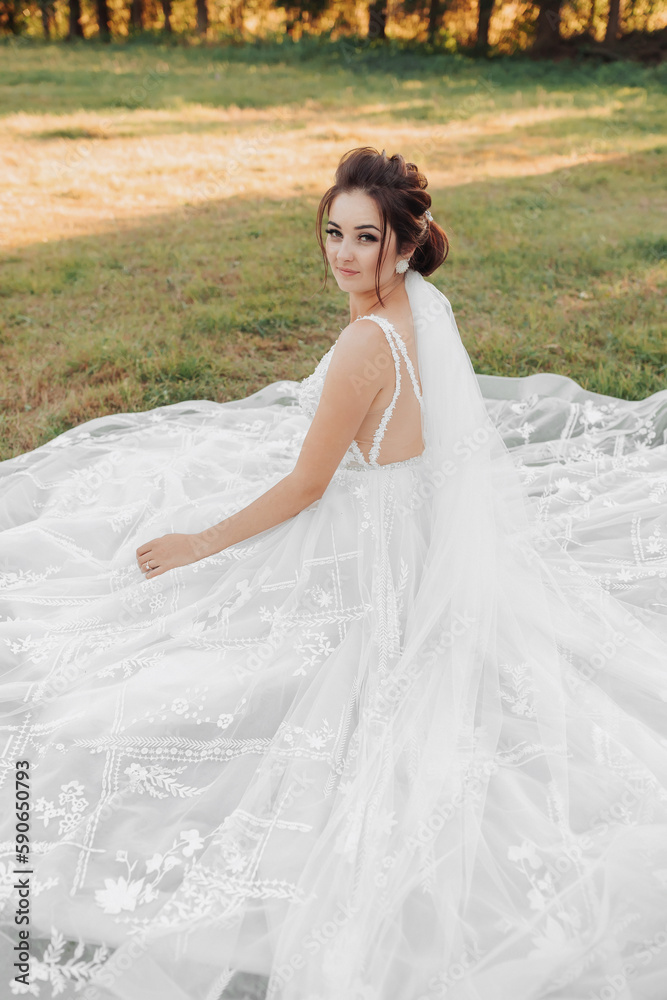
[1,146,667,1000]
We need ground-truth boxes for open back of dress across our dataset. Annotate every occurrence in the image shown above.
[297,312,426,472]
[349,313,425,468]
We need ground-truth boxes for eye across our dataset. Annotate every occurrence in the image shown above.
[325,228,377,243]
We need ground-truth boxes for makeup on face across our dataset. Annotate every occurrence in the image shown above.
[326,222,380,280]
[325,191,399,296]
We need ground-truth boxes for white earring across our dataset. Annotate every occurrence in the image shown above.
[395,258,409,274]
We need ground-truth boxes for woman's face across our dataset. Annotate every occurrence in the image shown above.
[325,190,403,296]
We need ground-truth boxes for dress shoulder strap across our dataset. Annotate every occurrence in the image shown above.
[354,313,424,467]
[356,314,423,408]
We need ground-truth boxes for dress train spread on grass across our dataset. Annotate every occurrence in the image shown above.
[1,269,667,1000]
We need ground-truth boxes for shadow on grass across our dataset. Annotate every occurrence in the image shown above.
[34,126,112,141]
[0,150,665,459]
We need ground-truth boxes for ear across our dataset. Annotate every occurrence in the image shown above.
[398,241,417,260]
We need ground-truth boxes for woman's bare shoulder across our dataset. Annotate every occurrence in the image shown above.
[326,319,393,386]
[335,317,392,355]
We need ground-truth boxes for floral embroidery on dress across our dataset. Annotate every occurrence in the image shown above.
[0,566,61,591]
[98,651,165,680]
[292,631,336,677]
[123,763,202,799]
[273,719,337,758]
[499,661,537,718]
[9,929,111,997]
[34,781,89,837]
[503,837,582,951]
[94,830,210,920]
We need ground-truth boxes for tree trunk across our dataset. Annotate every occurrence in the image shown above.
[427,0,441,42]
[367,0,387,39]
[161,0,172,32]
[96,0,111,39]
[604,0,621,42]
[40,0,54,37]
[533,0,563,53]
[196,0,208,35]
[476,0,494,51]
[5,0,17,32]
[229,0,243,30]
[586,0,596,35]
[130,0,144,31]
[67,0,84,38]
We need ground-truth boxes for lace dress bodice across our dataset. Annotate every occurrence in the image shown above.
[296,314,425,472]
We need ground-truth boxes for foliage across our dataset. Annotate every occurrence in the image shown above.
[0,0,665,56]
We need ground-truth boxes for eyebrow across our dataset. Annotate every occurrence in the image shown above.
[327,221,381,232]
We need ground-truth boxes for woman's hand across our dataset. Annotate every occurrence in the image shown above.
[136,533,204,580]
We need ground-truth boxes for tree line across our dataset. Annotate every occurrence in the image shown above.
[1,0,664,57]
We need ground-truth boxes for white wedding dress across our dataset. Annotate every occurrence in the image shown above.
[1,270,666,1000]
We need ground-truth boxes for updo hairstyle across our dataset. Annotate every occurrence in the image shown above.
[316,146,449,305]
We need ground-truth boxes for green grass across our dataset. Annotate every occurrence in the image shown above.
[3,35,666,117]
[0,39,665,460]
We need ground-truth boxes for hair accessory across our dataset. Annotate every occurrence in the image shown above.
[395,258,410,274]
[424,209,433,222]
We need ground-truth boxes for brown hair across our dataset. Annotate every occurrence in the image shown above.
[316,146,449,306]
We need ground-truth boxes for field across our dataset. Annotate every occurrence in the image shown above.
[1,39,666,460]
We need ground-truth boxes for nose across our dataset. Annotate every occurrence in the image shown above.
[338,241,355,263]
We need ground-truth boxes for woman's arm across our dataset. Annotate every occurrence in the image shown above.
[136,320,389,578]
[196,320,389,556]
[192,469,322,561]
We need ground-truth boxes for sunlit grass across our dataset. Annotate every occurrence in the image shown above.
[0,41,665,459]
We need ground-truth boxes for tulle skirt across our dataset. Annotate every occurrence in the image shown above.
[1,372,666,1000]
